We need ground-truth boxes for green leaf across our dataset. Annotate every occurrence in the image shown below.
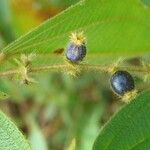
[0,111,31,150]
[29,123,48,150]
[93,90,150,150]
[67,139,76,150]
[77,103,105,150]
[50,0,79,7]
[2,0,150,64]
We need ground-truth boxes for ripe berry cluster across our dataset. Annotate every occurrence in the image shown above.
[65,32,136,101]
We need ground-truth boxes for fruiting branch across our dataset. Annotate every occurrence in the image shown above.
[0,63,149,77]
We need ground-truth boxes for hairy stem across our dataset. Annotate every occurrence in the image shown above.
[0,70,19,76]
[0,64,149,77]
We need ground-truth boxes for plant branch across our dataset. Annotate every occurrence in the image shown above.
[0,64,149,77]
[0,70,19,77]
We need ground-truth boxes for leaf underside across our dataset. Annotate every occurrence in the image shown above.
[0,111,31,150]
[2,0,150,66]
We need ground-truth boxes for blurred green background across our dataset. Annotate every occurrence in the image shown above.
[0,0,132,150]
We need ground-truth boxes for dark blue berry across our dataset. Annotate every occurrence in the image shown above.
[66,43,86,63]
[110,71,135,96]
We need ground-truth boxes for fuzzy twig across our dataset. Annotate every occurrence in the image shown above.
[0,63,149,77]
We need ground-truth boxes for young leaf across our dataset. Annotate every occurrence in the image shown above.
[93,90,150,150]
[0,111,31,150]
[2,0,150,64]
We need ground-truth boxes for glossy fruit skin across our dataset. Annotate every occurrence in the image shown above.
[110,70,135,96]
[66,43,86,63]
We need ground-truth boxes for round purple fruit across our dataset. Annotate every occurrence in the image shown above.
[66,43,86,62]
[66,32,86,63]
[110,70,135,96]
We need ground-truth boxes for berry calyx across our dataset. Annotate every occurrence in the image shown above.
[66,32,86,63]
[110,70,135,96]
